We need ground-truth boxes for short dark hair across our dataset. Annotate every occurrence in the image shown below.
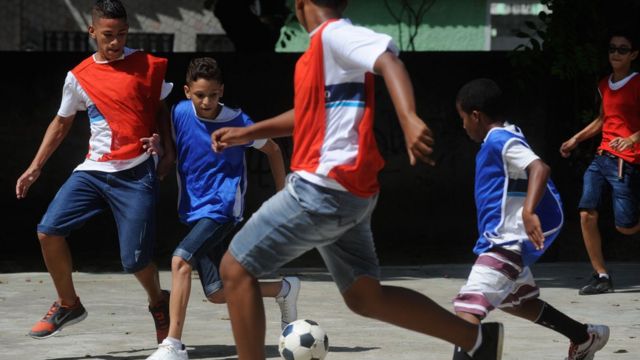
[609,27,639,49]
[186,57,223,85]
[311,0,347,8]
[92,0,127,22]
[456,78,504,119]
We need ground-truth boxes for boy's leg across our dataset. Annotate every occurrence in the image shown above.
[107,158,169,343]
[503,299,609,360]
[30,171,105,338]
[38,233,77,306]
[167,257,192,340]
[220,252,266,360]
[577,157,614,295]
[580,209,607,274]
[342,276,480,351]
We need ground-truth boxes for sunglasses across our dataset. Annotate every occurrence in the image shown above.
[609,45,634,55]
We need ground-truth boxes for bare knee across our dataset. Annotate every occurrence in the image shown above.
[171,256,192,278]
[580,210,598,225]
[342,278,381,318]
[219,251,250,288]
[207,289,226,304]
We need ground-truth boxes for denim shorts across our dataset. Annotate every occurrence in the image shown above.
[37,157,158,273]
[578,154,640,228]
[229,173,380,293]
[173,217,236,296]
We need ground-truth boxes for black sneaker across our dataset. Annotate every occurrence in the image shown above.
[471,322,503,360]
[452,346,473,359]
[29,297,88,339]
[579,273,614,295]
[148,290,170,344]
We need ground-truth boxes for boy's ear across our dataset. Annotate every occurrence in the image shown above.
[183,85,191,99]
[631,50,638,61]
[471,110,481,122]
[88,25,96,39]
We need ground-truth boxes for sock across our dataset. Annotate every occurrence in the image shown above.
[534,302,589,344]
[598,273,609,279]
[162,336,184,350]
[277,278,291,298]
[467,324,483,356]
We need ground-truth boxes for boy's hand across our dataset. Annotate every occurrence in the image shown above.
[140,133,163,156]
[402,114,435,166]
[16,167,41,199]
[559,137,577,158]
[609,136,635,151]
[522,211,544,250]
[211,127,248,153]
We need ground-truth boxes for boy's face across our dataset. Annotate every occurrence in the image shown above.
[456,102,484,143]
[184,78,224,119]
[89,17,128,62]
[609,36,638,71]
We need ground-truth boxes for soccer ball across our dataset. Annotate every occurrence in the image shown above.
[279,319,329,360]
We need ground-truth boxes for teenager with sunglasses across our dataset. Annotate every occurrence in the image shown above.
[560,30,640,295]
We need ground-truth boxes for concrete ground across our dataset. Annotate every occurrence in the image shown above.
[0,262,638,360]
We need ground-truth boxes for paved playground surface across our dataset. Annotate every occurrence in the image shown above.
[1,262,638,360]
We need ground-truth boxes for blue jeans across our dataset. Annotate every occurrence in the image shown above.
[229,173,380,293]
[578,153,640,228]
[38,157,158,273]
[173,218,236,296]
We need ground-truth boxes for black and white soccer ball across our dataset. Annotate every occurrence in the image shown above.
[279,319,329,360]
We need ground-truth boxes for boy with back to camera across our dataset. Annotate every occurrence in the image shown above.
[211,0,504,359]
[143,57,300,360]
[15,0,174,343]
[453,78,609,360]
[560,30,640,295]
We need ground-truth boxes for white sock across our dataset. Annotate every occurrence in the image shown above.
[598,273,609,279]
[162,336,184,350]
[276,278,291,299]
[468,324,483,356]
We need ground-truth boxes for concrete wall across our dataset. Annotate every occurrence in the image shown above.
[4,0,225,51]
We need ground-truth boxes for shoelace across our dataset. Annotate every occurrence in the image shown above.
[42,302,61,321]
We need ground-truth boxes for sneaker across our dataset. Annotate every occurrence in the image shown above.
[566,324,609,360]
[149,290,170,344]
[28,297,87,339]
[471,322,503,360]
[452,346,473,359]
[276,276,300,330]
[146,342,188,360]
[579,273,614,295]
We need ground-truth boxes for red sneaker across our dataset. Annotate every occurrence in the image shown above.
[148,290,170,343]
[29,298,87,339]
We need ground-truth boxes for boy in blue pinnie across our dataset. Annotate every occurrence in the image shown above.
[143,57,300,360]
[452,79,609,360]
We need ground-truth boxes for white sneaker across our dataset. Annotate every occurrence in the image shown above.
[276,276,300,330]
[566,324,609,360]
[146,343,189,360]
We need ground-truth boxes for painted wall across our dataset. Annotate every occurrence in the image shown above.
[276,0,489,52]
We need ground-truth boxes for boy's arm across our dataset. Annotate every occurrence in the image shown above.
[155,101,175,180]
[256,139,286,191]
[559,105,604,157]
[16,114,75,199]
[373,51,434,166]
[212,109,294,152]
[522,159,551,250]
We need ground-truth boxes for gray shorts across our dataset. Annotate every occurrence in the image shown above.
[229,173,380,293]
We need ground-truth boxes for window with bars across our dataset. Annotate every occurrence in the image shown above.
[43,31,174,52]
